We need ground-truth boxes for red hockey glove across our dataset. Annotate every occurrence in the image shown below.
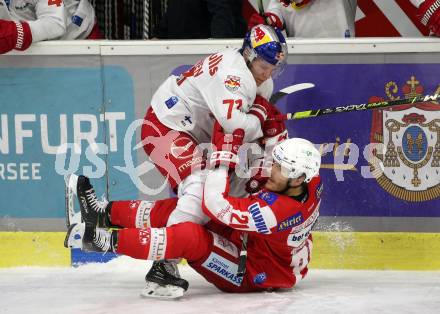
[260,97,287,140]
[248,12,283,30]
[263,127,288,148]
[249,96,287,144]
[261,101,288,150]
[248,95,275,125]
[0,19,33,54]
[211,121,245,169]
[417,0,440,36]
[245,158,269,194]
[263,117,286,138]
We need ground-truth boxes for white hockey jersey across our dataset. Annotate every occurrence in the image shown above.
[267,0,357,38]
[0,0,95,42]
[151,48,273,145]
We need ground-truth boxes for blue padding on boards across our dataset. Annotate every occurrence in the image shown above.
[71,248,118,266]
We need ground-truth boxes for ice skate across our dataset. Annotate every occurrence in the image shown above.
[64,222,85,249]
[74,175,110,228]
[64,222,116,253]
[140,260,189,299]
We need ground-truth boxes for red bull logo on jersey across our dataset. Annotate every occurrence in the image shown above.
[224,75,241,93]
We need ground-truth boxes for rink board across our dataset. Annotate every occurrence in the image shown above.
[1,231,440,270]
[1,39,440,224]
[1,40,440,272]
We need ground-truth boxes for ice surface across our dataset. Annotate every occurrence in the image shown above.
[1,256,439,314]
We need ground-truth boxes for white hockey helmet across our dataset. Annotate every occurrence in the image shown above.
[272,138,321,183]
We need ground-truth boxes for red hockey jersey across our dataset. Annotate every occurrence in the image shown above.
[202,167,323,289]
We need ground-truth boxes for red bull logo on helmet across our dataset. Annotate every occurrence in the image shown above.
[251,26,275,48]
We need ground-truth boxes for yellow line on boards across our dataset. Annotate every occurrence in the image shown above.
[311,232,440,270]
[0,232,70,268]
[1,232,440,270]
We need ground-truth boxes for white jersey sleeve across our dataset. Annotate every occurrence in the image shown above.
[61,0,96,39]
[1,0,95,41]
[28,0,67,42]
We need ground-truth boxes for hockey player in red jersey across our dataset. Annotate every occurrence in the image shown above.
[65,126,322,295]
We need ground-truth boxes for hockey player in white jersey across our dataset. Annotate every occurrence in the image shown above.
[0,0,100,54]
[137,24,289,297]
[142,24,288,225]
[249,0,357,38]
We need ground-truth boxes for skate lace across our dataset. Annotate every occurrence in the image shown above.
[85,188,107,213]
[94,228,111,252]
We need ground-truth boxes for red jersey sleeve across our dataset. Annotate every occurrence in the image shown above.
[203,166,323,240]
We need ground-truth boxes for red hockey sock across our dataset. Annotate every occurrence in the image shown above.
[110,198,178,229]
[116,222,212,262]
[109,200,140,228]
[117,228,152,259]
[165,222,212,262]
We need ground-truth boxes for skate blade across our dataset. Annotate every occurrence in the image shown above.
[64,223,85,249]
[67,174,79,196]
[140,282,185,299]
[65,174,80,227]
